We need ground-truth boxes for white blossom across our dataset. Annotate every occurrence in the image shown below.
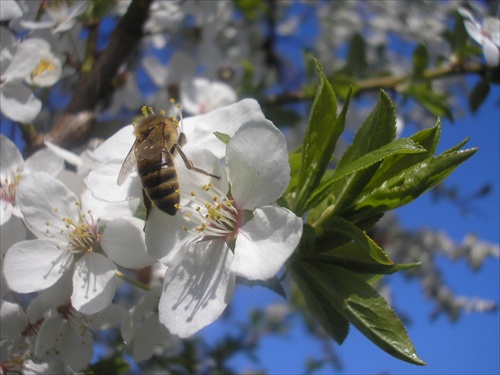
[180,77,238,115]
[24,39,62,87]
[121,290,180,362]
[0,39,43,123]
[458,7,500,67]
[3,173,154,314]
[20,1,88,34]
[1,135,64,225]
[146,119,302,338]
[0,0,23,21]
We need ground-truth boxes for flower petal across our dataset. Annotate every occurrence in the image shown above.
[101,216,156,269]
[88,161,142,204]
[0,301,28,338]
[0,134,24,180]
[182,99,265,159]
[80,189,138,222]
[227,120,290,210]
[2,40,40,82]
[176,143,228,196]
[0,83,42,123]
[232,205,302,280]
[16,173,79,238]
[36,314,94,371]
[71,252,116,314]
[158,239,235,338]
[482,37,500,67]
[0,0,23,21]
[92,125,136,163]
[3,238,72,293]
[132,313,170,362]
[24,147,64,177]
[145,207,192,265]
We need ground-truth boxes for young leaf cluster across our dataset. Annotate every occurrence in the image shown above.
[286,59,477,365]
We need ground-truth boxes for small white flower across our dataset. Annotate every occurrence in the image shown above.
[458,7,500,67]
[181,77,237,115]
[0,39,43,123]
[1,135,64,225]
[146,119,303,338]
[24,39,62,87]
[142,51,197,89]
[121,290,180,362]
[25,272,126,370]
[20,1,88,34]
[3,173,154,314]
[0,0,23,21]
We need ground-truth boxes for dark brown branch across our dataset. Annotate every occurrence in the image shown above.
[28,0,153,154]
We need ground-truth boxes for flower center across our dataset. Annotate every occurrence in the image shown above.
[178,183,240,242]
[45,203,101,254]
[0,169,22,207]
[31,58,55,79]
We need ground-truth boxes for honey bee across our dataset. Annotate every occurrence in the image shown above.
[117,110,220,221]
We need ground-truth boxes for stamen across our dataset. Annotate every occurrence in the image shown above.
[46,203,102,254]
[0,169,23,206]
[178,183,239,240]
[31,59,55,79]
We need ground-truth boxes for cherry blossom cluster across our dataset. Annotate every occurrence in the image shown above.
[1,99,302,372]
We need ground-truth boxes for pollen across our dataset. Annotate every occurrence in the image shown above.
[177,182,240,241]
[47,203,102,254]
[31,59,55,78]
[0,169,22,207]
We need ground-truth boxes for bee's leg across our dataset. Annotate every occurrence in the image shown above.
[173,143,221,181]
[142,189,153,231]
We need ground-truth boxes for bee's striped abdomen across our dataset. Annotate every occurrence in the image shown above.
[137,150,179,215]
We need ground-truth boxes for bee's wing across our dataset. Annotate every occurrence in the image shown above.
[117,142,138,186]
[136,125,165,159]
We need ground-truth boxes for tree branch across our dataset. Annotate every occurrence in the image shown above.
[28,0,153,155]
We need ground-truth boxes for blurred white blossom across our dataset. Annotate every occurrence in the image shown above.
[458,7,500,67]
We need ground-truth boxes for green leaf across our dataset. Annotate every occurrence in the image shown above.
[234,0,267,21]
[412,44,429,78]
[353,146,478,215]
[408,82,453,121]
[329,73,359,99]
[293,260,425,365]
[442,136,470,154]
[330,265,426,365]
[325,91,397,216]
[213,131,231,145]
[362,120,442,193]
[294,59,346,215]
[314,217,392,266]
[306,138,424,212]
[316,241,421,275]
[297,223,316,257]
[469,80,490,113]
[292,259,350,344]
[344,33,367,77]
